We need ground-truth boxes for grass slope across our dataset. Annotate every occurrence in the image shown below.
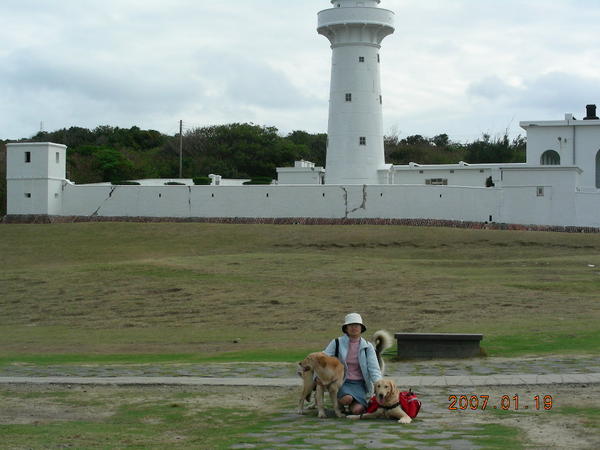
[1,223,599,362]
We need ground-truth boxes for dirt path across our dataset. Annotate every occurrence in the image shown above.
[1,383,598,448]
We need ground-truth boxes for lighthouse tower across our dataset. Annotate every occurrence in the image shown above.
[318,0,395,185]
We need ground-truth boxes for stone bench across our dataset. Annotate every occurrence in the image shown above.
[394,333,484,360]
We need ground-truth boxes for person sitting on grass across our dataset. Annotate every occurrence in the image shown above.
[323,313,382,415]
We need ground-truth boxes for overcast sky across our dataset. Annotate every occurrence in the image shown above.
[2,0,600,142]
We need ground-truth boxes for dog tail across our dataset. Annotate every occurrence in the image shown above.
[373,329,393,376]
[373,330,394,376]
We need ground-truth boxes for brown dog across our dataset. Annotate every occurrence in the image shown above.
[347,378,412,424]
[297,352,345,419]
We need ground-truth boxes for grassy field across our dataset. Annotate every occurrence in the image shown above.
[0,384,286,449]
[1,222,599,362]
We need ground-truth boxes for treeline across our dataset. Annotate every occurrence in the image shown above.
[0,124,525,216]
[26,124,326,184]
[385,133,525,165]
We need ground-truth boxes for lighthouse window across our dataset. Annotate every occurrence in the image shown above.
[359,137,367,146]
[25,193,31,198]
[345,93,352,102]
[55,152,60,163]
[379,95,382,104]
[377,54,380,63]
[25,152,31,163]
[359,56,365,63]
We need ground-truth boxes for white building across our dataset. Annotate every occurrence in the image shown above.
[4,0,600,229]
[521,106,600,191]
[276,160,325,185]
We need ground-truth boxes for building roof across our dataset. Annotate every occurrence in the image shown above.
[520,114,600,129]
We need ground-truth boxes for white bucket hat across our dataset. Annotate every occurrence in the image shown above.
[342,313,366,333]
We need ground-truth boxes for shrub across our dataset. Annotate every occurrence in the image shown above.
[193,177,212,185]
[111,180,140,185]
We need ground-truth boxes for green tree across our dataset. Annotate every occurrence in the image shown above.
[31,127,95,149]
[464,133,526,164]
[178,123,306,179]
[385,133,466,165]
[432,133,450,148]
[95,147,134,181]
[285,130,327,166]
[68,146,134,183]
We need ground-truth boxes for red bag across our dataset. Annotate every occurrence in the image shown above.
[366,396,380,414]
[399,390,421,418]
[365,389,421,418]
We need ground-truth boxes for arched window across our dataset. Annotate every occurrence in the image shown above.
[541,150,560,165]
[596,150,600,188]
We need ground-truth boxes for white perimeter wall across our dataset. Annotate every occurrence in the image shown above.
[576,192,600,227]
[6,180,597,227]
[56,181,594,225]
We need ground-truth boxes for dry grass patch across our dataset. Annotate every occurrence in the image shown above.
[1,223,599,357]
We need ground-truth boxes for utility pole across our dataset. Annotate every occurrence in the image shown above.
[179,120,183,178]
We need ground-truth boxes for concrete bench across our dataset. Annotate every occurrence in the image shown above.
[394,333,484,360]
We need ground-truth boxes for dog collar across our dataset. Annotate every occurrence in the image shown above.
[382,401,401,410]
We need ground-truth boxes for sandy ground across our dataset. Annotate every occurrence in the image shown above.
[1,383,598,449]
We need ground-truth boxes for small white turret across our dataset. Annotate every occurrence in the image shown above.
[318,0,394,184]
[6,142,67,216]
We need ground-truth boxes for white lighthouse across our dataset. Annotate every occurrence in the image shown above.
[318,0,395,185]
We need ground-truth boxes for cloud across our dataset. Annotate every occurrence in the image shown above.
[195,51,314,110]
[3,52,192,108]
[0,0,326,138]
[467,72,600,112]
[2,0,600,141]
[467,76,516,101]
[516,73,600,111]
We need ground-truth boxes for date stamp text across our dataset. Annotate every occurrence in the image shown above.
[448,394,553,411]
